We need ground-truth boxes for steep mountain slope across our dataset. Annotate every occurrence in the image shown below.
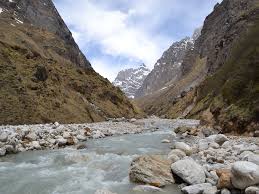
[135,29,201,98]
[0,0,139,125]
[113,64,150,98]
[136,0,259,134]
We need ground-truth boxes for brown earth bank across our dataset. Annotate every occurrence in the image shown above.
[135,0,259,135]
[0,0,141,125]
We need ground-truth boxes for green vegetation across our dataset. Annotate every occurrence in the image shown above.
[190,19,259,133]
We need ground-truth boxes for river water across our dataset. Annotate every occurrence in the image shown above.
[0,120,198,194]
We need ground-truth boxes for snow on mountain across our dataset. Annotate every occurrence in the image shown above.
[113,64,150,98]
[135,28,201,97]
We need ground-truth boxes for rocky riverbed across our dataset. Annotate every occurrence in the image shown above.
[129,125,259,194]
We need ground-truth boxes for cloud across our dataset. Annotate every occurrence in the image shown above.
[54,0,221,81]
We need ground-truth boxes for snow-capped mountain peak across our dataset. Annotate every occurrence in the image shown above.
[113,64,150,98]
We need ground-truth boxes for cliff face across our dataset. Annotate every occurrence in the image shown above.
[136,0,259,134]
[135,36,196,98]
[0,0,139,125]
[113,64,150,98]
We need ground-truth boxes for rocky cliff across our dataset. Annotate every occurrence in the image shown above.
[0,0,139,125]
[113,64,150,98]
[136,0,259,134]
[135,29,201,98]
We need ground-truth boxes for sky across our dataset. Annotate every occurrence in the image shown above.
[53,0,221,81]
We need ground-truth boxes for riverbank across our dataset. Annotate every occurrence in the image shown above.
[129,125,259,194]
[0,118,200,194]
[0,118,199,157]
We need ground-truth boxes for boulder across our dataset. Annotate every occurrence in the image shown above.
[31,141,41,150]
[216,169,233,189]
[198,140,209,151]
[231,161,259,189]
[0,147,6,156]
[93,130,105,139]
[0,132,8,142]
[214,134,229,145]
[171,158,205,185]
[129,155,175,187]
[203,186,218,194]
[76,143,87,150]
[247,154,259,166]
[221,189,231,194]
[174,142,192,155]
[133,185,163,192]
[181,183,212,194]
[76,134,87,141]
[56,138,67,147]
[245,186,259,194]
[5,144,16,154]
[94,189,117,194]
[168,149,186,163]
[25,132,38,141]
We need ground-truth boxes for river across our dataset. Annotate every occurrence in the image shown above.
[0,120,199,194]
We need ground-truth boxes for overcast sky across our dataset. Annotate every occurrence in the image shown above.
[53,0,221,81]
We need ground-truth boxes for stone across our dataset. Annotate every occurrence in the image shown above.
[62,132,71,139]
[93,130,105,139]
[245,186,259,194]
[221,189,231,194]
[174,142,192,155]
[25,132,38,141]
[54,122,60,127]
[210,142,220,149]
[94,189,117,194]
[31,141,41,150]
[130,118,137,122]
[56,138,67,147]
[76,143,87,150]
[214,134,229,145]
[168,149,186,163]
[0,132,8,142]
[216,169,233,189]
[181,183,212,194]
[199,140,209,151]
[5,145,16,154]
[175,126,191,134]
[66,137,75,145]
[0,147,6,156]
[254,131,259,137]
[162,139,171,143]
[171,158,206,185]
[247,154,259,166]
[203,186,218,194]
[129,155,175,187]
[231,161,259,189]
[76,135,87,141]
[133,185,164,192]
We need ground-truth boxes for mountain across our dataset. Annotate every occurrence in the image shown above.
[135,28,201,98]
[0,0,139,125]
[113,64,150,98]
[136,0,259,134]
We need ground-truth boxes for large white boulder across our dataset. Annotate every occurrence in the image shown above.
[171,158,206,185]
[129,155,175,187]
[231,161,259,189]
[174,142,192,155]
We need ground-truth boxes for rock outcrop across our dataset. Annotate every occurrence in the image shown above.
[113,64,150,98]
[135,29,201,98]
[135,0,259,134]
[0,0,139,124]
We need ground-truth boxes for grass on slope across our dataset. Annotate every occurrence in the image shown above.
[189,20,259,133]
